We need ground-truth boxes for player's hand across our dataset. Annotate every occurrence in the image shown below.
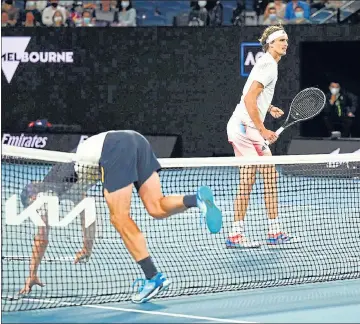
[19,276,45,295]
[269,106,284,118]
[348,112,355,118]
[260,128,278,144]
[74,248,90,264]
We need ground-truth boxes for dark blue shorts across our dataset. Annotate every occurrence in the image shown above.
[99,131,161,193]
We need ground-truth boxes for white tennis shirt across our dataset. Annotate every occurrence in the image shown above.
[232,52,278,127]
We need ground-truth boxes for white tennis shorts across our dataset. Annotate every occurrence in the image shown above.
[227,116,271,157]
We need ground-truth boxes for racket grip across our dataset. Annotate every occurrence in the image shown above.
[264,127,285,146]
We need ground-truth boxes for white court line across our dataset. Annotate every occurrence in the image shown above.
[22,298,256,323]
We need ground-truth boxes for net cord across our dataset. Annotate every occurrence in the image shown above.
[2,144,360,168]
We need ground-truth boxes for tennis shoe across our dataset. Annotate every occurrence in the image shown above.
[266,232,292,245]
[131,272,171,304]
[226,234,261,248]
[196,186,222,234]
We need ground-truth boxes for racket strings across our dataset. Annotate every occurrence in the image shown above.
[290,88,326,121]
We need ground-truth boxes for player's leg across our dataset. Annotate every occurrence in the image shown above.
[135,131,222,234]
[138,171,221,233]
[226,121,260,248]
[253,143,292,245]
[103,184,150,262]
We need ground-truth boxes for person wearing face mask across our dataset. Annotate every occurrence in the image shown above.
[42,0,67,26]
[323,82,358,138]
[116,0,136,27]
[188,0,209,26]
[52,10,66,26]
[263,6,285,25]
[284,0,310,20]
[80,10,94,26]
[288,6,310,24]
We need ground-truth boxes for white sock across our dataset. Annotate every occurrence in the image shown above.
[230,220,244,237]
[268,218,281,234]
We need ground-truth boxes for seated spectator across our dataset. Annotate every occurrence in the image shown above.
[188,1,209,26]
[52,9,67,26]
[1,11,9,26]
[207,0,223,26]
[42,0,67,26]
[288,6,311,23]
[263,5,286,25]
[23,11,41,26]
[70,1,85,26]
[116,0,136,27]
[79,10,95,26]
[93,0,116,26]
[22,0,41,26]
[231,0,245,26]
[322,81,358,138]
[2,0,19,26]
[284,0,310,20]
[264,0,286,21]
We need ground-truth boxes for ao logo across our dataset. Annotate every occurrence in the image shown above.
[240,42,263,77]
[244,51,264,66]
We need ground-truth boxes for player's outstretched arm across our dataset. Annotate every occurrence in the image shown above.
[74,211,96,264]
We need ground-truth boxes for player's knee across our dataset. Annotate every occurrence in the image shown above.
[146,200,167,219]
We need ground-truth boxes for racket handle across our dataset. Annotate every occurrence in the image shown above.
[264,127,285,146]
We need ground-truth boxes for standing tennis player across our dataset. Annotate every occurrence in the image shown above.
[74,130,222,303]
[226,25,293,248]
[19,154,98,295]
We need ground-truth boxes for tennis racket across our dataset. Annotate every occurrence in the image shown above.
[265,87,326,145]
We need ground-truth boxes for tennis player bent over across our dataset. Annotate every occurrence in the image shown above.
[75,130,222,303]
[19,150,98,296]
[226,25,293,248]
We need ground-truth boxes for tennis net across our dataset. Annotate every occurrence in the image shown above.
[1,145,360,311]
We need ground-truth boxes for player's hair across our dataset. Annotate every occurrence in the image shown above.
[259,24,286,52]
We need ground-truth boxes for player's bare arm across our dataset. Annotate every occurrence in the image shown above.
[244,81,278,144]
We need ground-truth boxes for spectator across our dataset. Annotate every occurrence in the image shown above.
[284,0,310,20]
[116,0,136,27]
[207,0,223,26]
[1,11,9,26]
[80,10,95,26]
[2,0,19,26]
[23,11,40,26]
[22,0,41,26]
[323,81,357,138]
[188,1,209,26]
[264,0,286,20]
[70,1,85,26]
[42,0,67,26]
[288,6,311,24]
[263,5,286,25]
[93,0,116,26]
[52,9,67,26]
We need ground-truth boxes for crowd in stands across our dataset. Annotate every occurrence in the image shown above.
[1,0,356,27]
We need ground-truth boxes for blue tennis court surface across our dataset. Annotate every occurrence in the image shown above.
[2,279,360,323]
